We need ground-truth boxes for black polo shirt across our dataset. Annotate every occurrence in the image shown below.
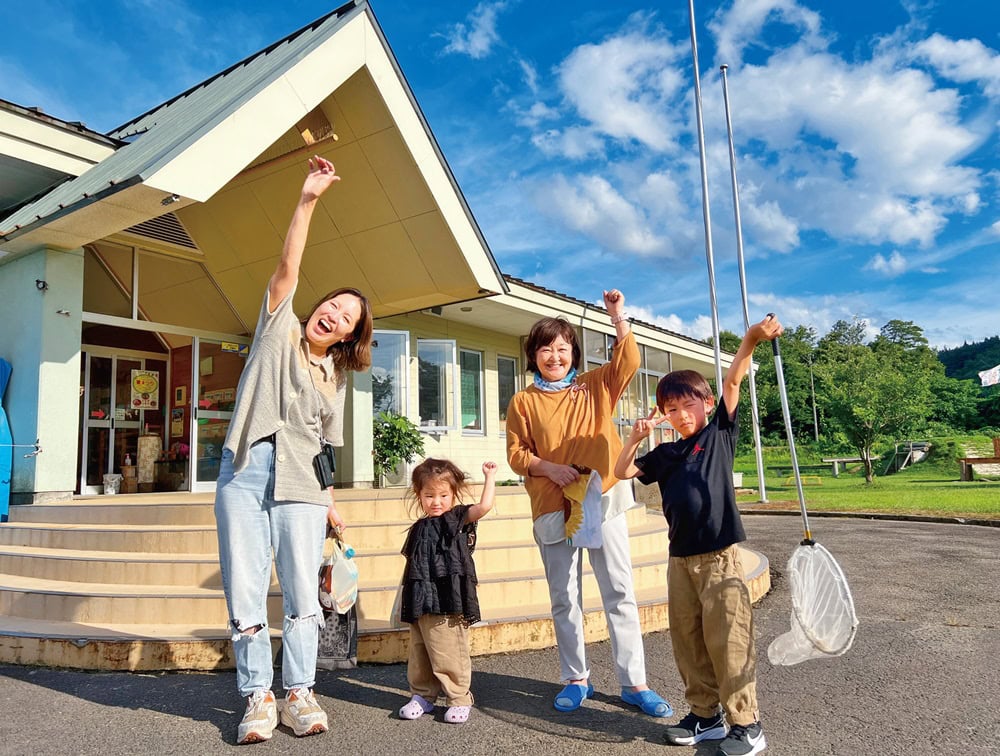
[635,396,745,557]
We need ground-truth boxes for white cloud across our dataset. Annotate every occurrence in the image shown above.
[441,1,509,59]
[709,0,826,68]
[715,41,984,247]
[537,174,670,257]
[531,127,604,159]
[517,57,539,94]
[512,100,560,129]
[746,292,880,342]
[910,33,1000,99]
[627,304,715,341]
[555,13,686,152]
[865,250,908,277]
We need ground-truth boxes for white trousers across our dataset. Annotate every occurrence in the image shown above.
[536,511,647,686]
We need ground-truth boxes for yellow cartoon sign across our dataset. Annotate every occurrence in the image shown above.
[131,370,160,410]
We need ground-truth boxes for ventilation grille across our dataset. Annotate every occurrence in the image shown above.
[123,212,199,251]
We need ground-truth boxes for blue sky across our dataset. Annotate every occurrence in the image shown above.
[2,0,998,348]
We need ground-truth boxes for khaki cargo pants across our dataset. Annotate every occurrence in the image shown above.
[668,543,759,726]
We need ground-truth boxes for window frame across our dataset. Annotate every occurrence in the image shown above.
[459,347,485,435]
[371,329,410,418]
[416,338,458,432]
[496,354,519,436]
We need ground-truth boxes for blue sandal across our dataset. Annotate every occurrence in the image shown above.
[621,688,673,718]
[553,682,595,712]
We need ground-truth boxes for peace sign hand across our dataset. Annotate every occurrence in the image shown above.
[629,407,669,440]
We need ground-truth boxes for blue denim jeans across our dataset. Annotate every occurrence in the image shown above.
[215,439,328,697]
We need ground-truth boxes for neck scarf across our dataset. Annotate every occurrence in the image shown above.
[533,368,577,392]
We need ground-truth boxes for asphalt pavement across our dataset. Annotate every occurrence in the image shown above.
[1,514,997,756]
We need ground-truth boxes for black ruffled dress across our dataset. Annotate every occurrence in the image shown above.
[399,504,481,625]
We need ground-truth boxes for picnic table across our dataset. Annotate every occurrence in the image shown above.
[958,437,1000,481]
[767,463,828,477]
[767,463,828,486]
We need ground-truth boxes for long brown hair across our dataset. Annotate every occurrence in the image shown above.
[302,287,374,372]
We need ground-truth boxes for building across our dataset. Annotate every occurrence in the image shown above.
[0,1,728,506]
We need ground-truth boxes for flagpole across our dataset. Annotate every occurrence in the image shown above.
[720,63,768,502]
[687,0,723,393]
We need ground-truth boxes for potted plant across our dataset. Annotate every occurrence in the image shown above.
[372,411,425,487]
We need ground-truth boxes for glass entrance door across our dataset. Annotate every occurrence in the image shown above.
[80,352,165,494]
[191,338,247,491]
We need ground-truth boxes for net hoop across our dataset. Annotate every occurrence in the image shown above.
[788,541,858,657]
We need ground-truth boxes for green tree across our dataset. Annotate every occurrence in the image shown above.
[928,372,982,431]
[817,317,868,353]
[815,344,932,483]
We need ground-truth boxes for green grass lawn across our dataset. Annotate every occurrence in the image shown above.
[734,449,1000,520]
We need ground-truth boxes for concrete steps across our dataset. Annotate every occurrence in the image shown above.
[0,488,770,670]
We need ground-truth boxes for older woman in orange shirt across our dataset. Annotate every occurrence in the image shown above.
[506,289,671,718]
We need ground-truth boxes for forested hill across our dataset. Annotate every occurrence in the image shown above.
[938,335,1000,382]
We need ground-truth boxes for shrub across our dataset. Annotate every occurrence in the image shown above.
[372,411,424,486]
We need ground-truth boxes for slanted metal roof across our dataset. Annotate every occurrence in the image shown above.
[0,1,363,241]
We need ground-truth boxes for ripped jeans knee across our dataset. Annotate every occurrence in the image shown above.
[230,618,267,641]
[285,613,324,630]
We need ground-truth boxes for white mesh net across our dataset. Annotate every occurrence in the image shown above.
[767,541,858,666]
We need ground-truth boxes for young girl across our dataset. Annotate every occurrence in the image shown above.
[397,458,497,724]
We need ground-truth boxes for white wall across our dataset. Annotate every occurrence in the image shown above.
[0,247,84,501]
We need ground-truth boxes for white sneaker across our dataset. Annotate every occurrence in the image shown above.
[280,687,329,737]
[237,689,278,745]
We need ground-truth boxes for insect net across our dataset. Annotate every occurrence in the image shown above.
[767,540,858,666]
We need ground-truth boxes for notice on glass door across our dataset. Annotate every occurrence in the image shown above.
[131,370,160,410]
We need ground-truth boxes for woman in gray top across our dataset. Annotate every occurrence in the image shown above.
[214,157,374,745]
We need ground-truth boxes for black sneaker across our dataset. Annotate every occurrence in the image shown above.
[716,721,766,756]
[664,709,728,745]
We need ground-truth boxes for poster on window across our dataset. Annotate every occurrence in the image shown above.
[131,369,160,410]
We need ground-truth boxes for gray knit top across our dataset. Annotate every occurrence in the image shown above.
[223,285,346,506]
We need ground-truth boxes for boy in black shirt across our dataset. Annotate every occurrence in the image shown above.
[615,314,782,756]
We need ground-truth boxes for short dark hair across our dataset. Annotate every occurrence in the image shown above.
[302,287,374,372]
[524,317,581,374]
[656,369,714,411]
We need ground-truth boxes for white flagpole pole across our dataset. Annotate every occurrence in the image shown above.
[720,63,768,502]
[687,0,724,393]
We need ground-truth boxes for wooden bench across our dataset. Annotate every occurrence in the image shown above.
[958,437,1000,481]
[821,457,864,477]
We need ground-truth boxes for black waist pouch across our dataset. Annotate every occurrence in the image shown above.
[313,443,336,489]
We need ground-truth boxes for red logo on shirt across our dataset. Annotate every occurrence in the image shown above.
[690,442,705,459]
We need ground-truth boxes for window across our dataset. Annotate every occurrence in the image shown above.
[642,346,674,445]
[497,356,518,434]
[417,339,456,430]
[459,349,484,433]
[583,328,613,371]
[371,331,409,416]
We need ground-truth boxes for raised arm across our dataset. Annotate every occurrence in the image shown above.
[267,156,341,313]
[721,313,783,417]
[615,408,667,480]
[604,288,630,342]
[466,462,498,523]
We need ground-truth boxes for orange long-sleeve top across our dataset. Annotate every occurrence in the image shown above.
[505,331,639,521]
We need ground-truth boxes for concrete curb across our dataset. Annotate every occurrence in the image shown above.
[738,507,1000,528]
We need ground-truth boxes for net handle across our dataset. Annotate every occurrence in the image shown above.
[770,329,812,542]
